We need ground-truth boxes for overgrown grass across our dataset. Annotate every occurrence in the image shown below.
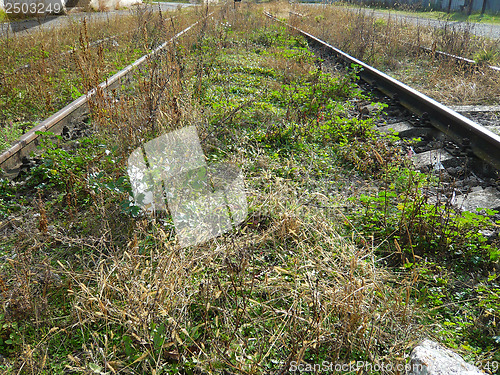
[0,3,498,374]
[287,2,500,105]
[0,6,197,153]
[335,1,500,25]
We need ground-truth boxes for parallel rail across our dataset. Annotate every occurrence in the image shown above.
[266,12,500,170]
[287,11,500,73]
[6,33,124,78]
[6,12,180,78]
[0,14,210,177]
[422,46,500,73]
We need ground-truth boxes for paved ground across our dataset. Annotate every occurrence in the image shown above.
[0,2,191,37]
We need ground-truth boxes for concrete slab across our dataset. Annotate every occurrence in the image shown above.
[409,339,485,375]
[379,121,413,133]
[412,149,454,170]
[379,121,434,138]
[453,187,500,211]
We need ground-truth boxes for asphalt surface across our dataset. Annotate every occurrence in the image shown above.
[0,2,191,37]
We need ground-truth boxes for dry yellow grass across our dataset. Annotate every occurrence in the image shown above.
[281,2,500,105]
[0,4,430,373]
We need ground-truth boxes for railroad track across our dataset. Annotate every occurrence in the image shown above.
[418,45,500,73]
[4,10,181,78]
[267,12,500,211]
[5,32,125,78]
[0,13,210,179]
[288,10,500,73]
[3,11,500,211]
[0,1,189,37]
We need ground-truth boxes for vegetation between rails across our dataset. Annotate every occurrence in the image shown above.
[0,3,498,374]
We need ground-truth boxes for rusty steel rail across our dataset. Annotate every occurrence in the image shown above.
[265,12,500,170]
[0,14,210,177]
[408,42,500,73]
[287,11,500,73]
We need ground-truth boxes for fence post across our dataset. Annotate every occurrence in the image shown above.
[467,0,474,15]
[481,0,487,14]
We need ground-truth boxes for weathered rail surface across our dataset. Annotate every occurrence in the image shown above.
[0,14,210,178]
[287,11,500,73]
[267,12,500,171]
[422,46,500,73]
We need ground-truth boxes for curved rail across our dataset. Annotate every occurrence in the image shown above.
[266,12,500,170]
[0,13,211,177]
